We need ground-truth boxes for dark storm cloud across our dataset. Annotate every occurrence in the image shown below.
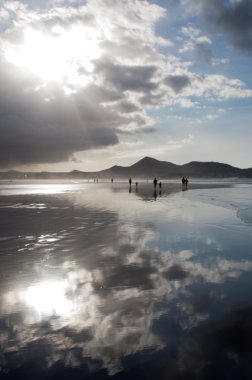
[115,100,140,114]
[81,83,124,104]
[94,60,159,93]
[216,0,252,52]
[0,8,159,168]
[164,74,191,93]
[140,92,166,106]
[0,1,165,168]
[187,0,252,53]
[0,62,124,167]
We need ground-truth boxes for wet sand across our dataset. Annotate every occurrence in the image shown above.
[0,180,252,379]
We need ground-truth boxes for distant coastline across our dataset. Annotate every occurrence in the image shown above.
[1,156,252,180]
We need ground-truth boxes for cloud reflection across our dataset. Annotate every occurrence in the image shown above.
[0,183,252,378]
[24,280,73,318]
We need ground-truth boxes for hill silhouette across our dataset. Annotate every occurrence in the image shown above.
[0,157,251,179]
[97,157,252,179]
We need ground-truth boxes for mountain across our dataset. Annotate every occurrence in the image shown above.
[0,157,252,179]
[98,157,252,179]
[180,161,247,178]
[97,157,180,178]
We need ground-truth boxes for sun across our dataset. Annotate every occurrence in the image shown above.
[5,26,102,85]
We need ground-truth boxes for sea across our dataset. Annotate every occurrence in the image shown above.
[0,179,252,379]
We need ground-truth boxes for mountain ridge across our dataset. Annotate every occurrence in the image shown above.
[0,157,251,179]
[98,157,252,179]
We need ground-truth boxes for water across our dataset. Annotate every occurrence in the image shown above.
[0,180,252,379]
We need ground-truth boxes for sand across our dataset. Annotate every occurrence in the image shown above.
[0,180,252,379]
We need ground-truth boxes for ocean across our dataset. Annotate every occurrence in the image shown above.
[0,179,252,379]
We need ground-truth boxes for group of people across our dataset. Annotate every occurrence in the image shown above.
[128,176,189,188]
[108,177,189,186]
[181,177,189,186]
[153,177,162,189]
[129,177,138,189]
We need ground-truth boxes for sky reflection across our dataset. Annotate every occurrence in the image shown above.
[24,280,73,319]
[0,182,252,379]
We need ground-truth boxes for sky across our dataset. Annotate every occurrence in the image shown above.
[0,0,251,172]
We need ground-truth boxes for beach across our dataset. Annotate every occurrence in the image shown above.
[0,180,252,379]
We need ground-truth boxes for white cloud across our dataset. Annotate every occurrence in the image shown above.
[0,0,251,168]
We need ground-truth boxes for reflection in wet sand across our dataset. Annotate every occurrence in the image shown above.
[24,280,73,318]
[0,181,252,379]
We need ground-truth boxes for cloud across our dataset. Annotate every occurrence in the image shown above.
[207,0,252,53]
[180,26,212,63]
[181,0,252,53]
[180,25,229,65]
[164,74,191,93]
[163,264,189,280]
[0,68,121,166]
[0,0,167,167]
[0,0,251,168]
[1,186,252,376]
[94,60,159,93]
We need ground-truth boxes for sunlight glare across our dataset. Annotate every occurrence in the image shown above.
[25,280,73,317]
[5,26,102,85]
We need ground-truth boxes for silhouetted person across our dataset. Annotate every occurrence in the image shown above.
[182,177,188,191]
[153,177,158,188]
[182,177,187,190]
[111,178,113,183]
[129,177,132,186]
[185,178,189,190]
[135,182,138,191]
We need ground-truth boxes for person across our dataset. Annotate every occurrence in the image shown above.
[135,182,138,190]
[185,178,188,185]
[153,177,158,187]
[129,177,132,186]
[181,177,186,185]
[111,178,113,183]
